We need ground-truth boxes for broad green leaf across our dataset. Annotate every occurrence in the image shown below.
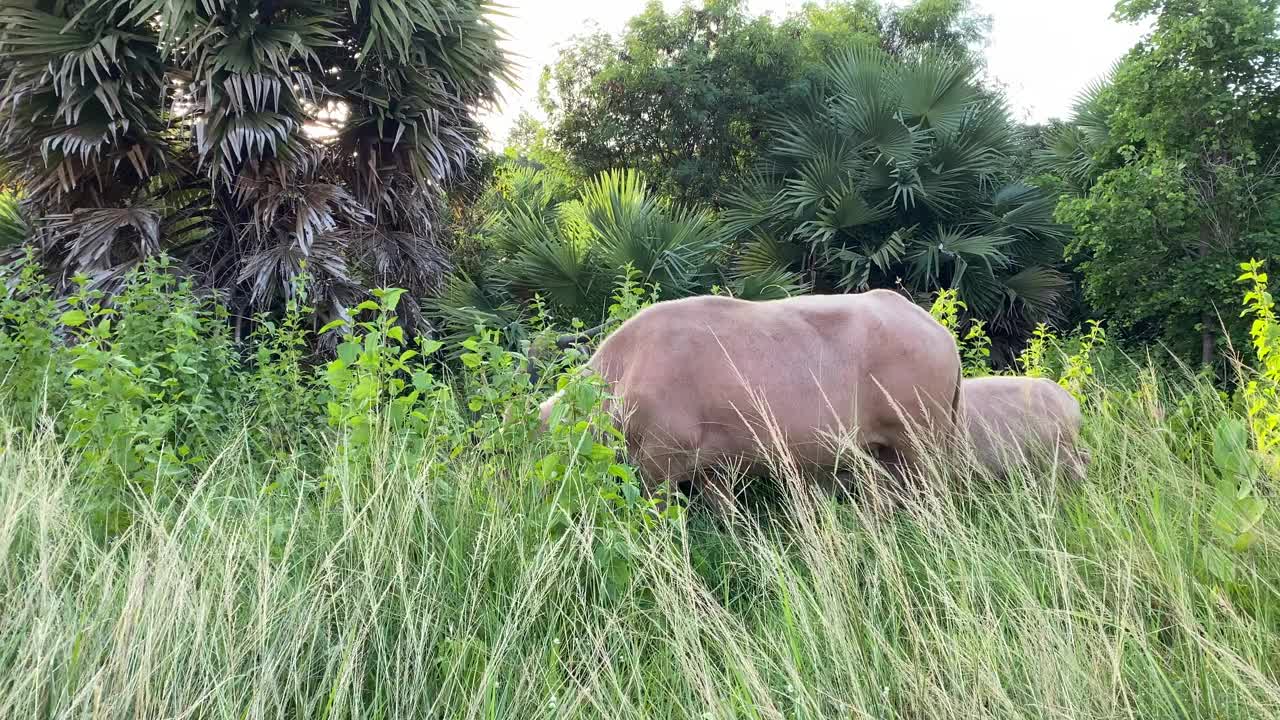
[1237,497,1269,534]
[337,342,359,365]
[588,443,615,463]
[622,483,640,506]
[1212,417,1251,479]
[378,288,406,312]
[1233,530,1260,552]
[60,310,88,327]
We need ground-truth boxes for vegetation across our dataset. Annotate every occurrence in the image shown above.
[537,0,990,205]
[725,47,1069,353]
[1048,0,1280,366]
[0,254,1278,718]
[3,0,1280,716]
[432,165,740,351]
[0,0,510,325]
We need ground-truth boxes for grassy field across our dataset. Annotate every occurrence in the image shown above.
[1,369,1277,720]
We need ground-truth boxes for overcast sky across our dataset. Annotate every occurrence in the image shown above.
[477,0,1151,147]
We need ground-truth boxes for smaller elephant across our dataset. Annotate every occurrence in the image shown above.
[962,376,1090,480]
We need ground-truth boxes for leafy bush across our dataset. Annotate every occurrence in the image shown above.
[247,273,321,454]
[931,286,1110,402]
[1045,0,1280,367]
[0,243,1278,719]
[1238,259,1280,462]
[319,288,458,461]
[59,261,241,528]
[0,249,58,416]
[0,190,28,249]
[0,252,680,540]
[0,353,1277,718]
[929,288,992,377]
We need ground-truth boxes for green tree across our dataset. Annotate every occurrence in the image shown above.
[538,0,990,206]
[725,47,1070,350]
[539,0,807,205]
[0,0,510,326]
[503,112,581,181]
[1053,0,1280,365]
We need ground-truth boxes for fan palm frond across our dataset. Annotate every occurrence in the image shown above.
[820,181,894,234]
[907,224,1011,289]
[578,169,659,249]
[955,95,1014,160]
[579,168,726,295]
[994,265,1070,331]
[426,272,527,353]
[769,110,848,170]
[0,192,30,249]
[826,45,891,109]
[731,266,811,301]
[982,182,1070,244]
[733,232,806,277]
[497,205,596,310]
[952,261,1004,319]
[629,205,726,294]
[43,206,162,272]
[721,172,786,238]
[782,152,857,225]
[897,52,973,137]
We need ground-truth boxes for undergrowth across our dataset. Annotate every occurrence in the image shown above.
[0,257,1276,718]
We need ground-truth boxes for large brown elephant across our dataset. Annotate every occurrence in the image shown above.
[538,289,963,511]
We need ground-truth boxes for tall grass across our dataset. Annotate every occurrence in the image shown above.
[1,372,1277,719]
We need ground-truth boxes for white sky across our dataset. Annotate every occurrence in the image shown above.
[477,0,1151,147]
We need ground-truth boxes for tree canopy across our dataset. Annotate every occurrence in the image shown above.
[0,0,511,327]
[723,46,1069,354]
[536,0,991,206]
[1051,0,1280,365]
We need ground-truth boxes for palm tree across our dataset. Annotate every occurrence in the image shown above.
[0,192,28,250]
[0,0,510,329]
[724,47,1070,340]
[428,165,733,347]
[1040,70,1116,197]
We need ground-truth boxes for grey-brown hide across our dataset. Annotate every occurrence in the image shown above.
[961,376,1089,480]
[538,289,963,508]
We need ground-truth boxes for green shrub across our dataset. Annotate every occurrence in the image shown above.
[0,249,1277,719]
[0,249,58,417]
[246,273,320,456]
[0,368,1275,719]
[58,260,241,531]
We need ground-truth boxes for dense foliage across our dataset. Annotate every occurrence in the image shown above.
[723,47,1070,353]
[1,251,1279,717]
[433,165,736,350]
[537,0,990,206]
[0,0,510,326]
[5,0,1280,715]
[1048,0,1280,365]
